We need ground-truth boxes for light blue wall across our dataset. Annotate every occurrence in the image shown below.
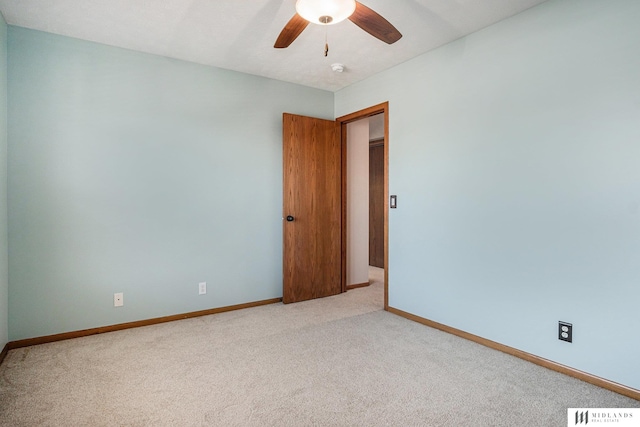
[0,13,8,349]
[336,0,640,390]
[7,27,333,340]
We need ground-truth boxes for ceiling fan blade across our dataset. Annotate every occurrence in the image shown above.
[274,13,310,48]
[349,2,402,44]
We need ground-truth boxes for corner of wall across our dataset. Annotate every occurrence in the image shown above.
[0,13,9,351]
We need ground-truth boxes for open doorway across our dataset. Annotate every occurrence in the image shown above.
[368,113,385,298]
[337,103,389,309]
[368,113,385,269]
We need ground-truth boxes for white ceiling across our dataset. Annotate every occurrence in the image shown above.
[0,0,549,92]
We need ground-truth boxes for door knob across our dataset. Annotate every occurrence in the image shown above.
[286,215,295,222]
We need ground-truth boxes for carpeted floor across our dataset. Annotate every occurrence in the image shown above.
[1,267,638,426]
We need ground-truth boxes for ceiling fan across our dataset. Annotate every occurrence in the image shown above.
[274,0,402,52]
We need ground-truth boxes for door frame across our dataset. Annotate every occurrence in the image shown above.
[336,102,390,310]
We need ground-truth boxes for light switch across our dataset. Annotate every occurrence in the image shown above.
[390,195,397,209]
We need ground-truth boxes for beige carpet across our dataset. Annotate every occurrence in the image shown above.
[1,267,637,426]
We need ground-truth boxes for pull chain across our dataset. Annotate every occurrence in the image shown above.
[324,25,329,57]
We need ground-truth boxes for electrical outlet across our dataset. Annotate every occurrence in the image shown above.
[559,321,572,342]
[114,292,124,307]
[199,282,207,295]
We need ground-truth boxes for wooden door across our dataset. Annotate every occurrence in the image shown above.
[369,142,385,268]
[283,113,342,303]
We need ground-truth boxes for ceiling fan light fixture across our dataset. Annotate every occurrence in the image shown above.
[295,0,357,25]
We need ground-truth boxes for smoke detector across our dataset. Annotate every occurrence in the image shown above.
[331,63,345,73]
